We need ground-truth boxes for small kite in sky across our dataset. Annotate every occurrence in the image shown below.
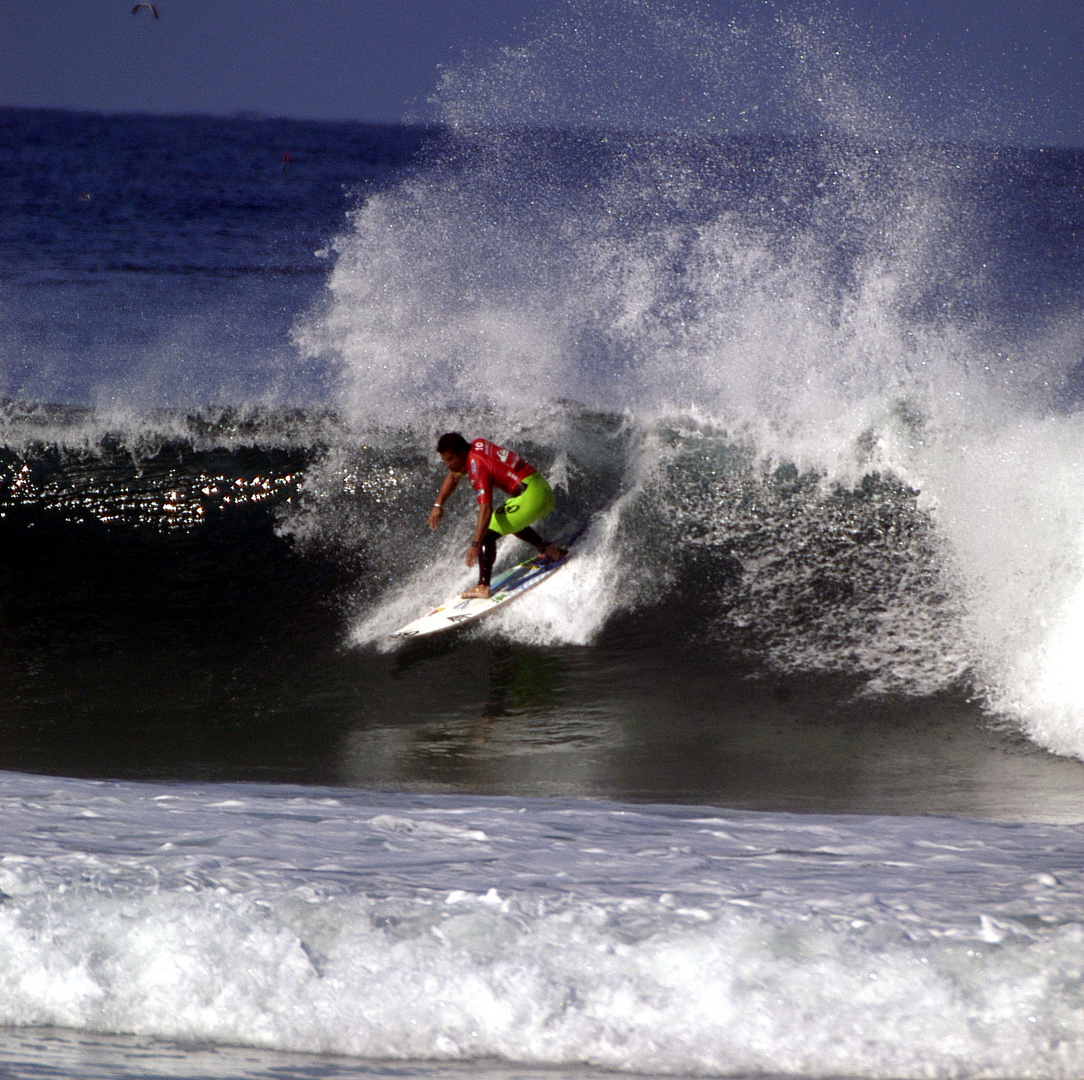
[131,3,160,18]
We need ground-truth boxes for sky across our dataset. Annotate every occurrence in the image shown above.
[1,0,1081,145]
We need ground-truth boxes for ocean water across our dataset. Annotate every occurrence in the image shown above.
[4,5,1084,1076]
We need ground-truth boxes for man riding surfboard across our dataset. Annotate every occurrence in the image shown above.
[428,432,564,599]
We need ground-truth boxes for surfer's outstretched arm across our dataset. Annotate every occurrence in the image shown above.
[428,472,461,529]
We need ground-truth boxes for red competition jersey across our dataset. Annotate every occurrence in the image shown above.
[464,439,536,506]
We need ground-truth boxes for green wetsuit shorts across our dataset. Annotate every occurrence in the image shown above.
[489,472,555,536]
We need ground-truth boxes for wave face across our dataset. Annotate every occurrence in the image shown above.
[2,772,1084,1079]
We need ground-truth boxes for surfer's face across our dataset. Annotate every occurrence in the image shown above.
[440,449,468,473]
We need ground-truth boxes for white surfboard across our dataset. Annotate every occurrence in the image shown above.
[390,547,572,640]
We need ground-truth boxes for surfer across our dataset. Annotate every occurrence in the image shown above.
[429,433,564,600]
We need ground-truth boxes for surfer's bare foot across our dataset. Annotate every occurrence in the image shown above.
[540,543,566,563]
[461,584,492,599]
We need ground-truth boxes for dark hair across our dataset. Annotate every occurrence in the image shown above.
[436,432,469,454]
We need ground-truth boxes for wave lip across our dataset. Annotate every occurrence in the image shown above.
[1,773,1083,1076]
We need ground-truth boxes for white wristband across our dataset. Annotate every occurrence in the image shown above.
[433,503,443,508]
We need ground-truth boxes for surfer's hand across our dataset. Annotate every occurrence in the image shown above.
[466,543,479,568]
[428,504,443,529]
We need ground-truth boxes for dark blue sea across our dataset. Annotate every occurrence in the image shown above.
[2,92,1084,1077]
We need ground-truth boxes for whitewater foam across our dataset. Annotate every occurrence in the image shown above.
[1,772,1084,1076]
